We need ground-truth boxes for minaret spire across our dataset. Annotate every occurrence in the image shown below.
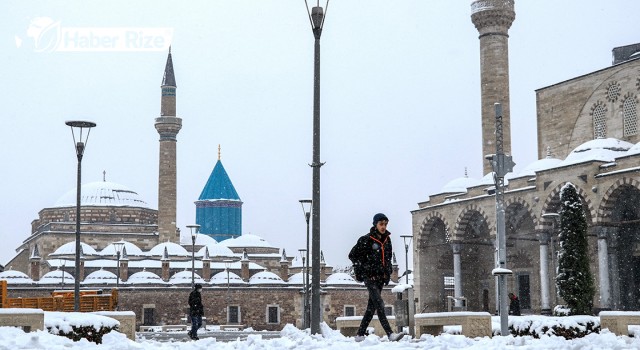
[218,144,221,161]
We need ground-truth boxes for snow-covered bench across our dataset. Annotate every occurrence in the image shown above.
[335,316,396,336]
[0,308,44,332]
[414,312,492,338]
[599,311,640,336]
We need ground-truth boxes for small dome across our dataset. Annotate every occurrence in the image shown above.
[148,241,190,257]
[287,272,304,285]
[169,270,205,285]
[518,157,562,177]
[0,270,34,284]
[54,181,150,208]
[181,234,218,246]
[51,242,98,256]
[562,138,634,166]
[83,269,117,284]
[210,271,246,285]
[219,234,275,248]
[100,240,143,256]
[39,269,75,285]
[248,271,285,285]
[325,272,359,285]
[440,175,479,194]
[196,244,235,258]
[127,270,165,284]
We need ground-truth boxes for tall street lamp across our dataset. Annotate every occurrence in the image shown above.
[400,235,413,284]
[298,248,308,329]
[299,199,312,329]
[304,0,329,335]
[66,120,96,312]
[187,224,201,288]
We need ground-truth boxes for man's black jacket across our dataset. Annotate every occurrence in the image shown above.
[349,228,393,284]
[188,290,204,316]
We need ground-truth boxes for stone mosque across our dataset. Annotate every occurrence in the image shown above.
[412,0,640,315]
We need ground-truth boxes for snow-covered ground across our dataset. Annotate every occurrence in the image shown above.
[1,312,640,349]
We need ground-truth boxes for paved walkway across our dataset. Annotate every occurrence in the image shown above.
[136,330,282,342]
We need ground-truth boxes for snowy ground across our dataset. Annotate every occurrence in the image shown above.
[1,313,640,349]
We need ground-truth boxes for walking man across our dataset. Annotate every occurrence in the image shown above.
[349,213,404,342]
[188,284,204,340]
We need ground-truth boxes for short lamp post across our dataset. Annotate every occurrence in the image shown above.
[224,259,233,303]
[298,248,308,329]
[113,241,125,290]
[299,199,312,329]
[187,224,201,288]
[66,120,96,312]
[61,260,66,289]
[400,234,413,284]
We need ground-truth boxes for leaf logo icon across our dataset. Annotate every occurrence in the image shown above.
[26,17,61,53]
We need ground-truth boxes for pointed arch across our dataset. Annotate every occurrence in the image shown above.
[541,182,595,226]
[454,204,492,240]
[597,177,640,224]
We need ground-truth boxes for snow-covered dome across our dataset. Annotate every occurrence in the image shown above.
[210,271,246,285]
[287,272,304,285]
[54,180,149,208]
[440,175,479,194]
[83,269,117,284]
[325,272,359,285]
[169,270,205,285]
[147,241,190,257]
[100,240,144,256]
[181,234,218,246]
[219,234,275,248]
[248,271,285,285]
[51,242,98,256]
[196,244,235,258]
[518,156,562,177]
[39,269,75,284]
[0,270,34,284]
[127,270,165,284]
[562,138,634,166]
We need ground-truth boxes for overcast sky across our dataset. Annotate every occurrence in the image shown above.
[1,1,639,271]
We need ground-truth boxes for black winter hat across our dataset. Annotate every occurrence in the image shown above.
[195,284,203,290]
[372,213,389,226]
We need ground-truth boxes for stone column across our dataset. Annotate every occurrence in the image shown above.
[452,242,463,307]
[538,231,551,315]
[596,226,611,309]
[120,258,129,282]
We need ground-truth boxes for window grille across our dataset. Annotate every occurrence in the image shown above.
[623,95,638,136]
[384,306,394,316]
[227,305,241,324]
[607,81,621,102]
[344,305,355,317]
[591,102,607,138]
[267,305,280,324]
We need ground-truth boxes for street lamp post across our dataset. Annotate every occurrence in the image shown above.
[66,120,96,312]
[298,248,308,329]
[400,235,413,284]
[224,259,233,303]
[61,260,66,289]
[187,225,201,288]
[304,0,329,334]
[299,199,312,329]
[113,241,125,310]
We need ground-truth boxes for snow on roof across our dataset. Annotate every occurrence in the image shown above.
[0,270,34,284]
[127,270,165,284]
[210,271,246,285]
[148,241,189,257]
[219,234,274,248]
[180,233,218,246]
[518,157,562,177]
[38,269,75,284]
[325,272,358,285]
[440,175,479,194]
[562,138,634,166]
[287,272,304,285]
[100,240,143,256]
[54,180,150,208]
[196,243,235,258]
[51,242,98,256]
[82,269,117,284]
[169,270,205,285]
[478,172,511,186]
[248,271,285,285]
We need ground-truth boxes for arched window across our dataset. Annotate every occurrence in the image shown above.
[591,101,607,138]
[623,95,638,136]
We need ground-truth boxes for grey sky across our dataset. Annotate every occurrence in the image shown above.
[1,0,638,271]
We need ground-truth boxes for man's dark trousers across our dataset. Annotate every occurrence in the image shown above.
[357,280,392,336]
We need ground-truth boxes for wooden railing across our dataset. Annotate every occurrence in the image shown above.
[0,280,118,312]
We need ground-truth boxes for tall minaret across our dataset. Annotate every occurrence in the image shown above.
[155,48,182,243]
[471,0,515,175]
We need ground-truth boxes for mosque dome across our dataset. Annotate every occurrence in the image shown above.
[83,269,117,284]
[219,234,275,249]
[100,240,144,256]
[325,272,359,285]
[51,242,98,256]
[39,269,75,284]
[562,138,634,166]
[196,243,235,258]
[169,270,205,285]
[625,142,640,156]
[518,156,562,177]
[148,241,190,257]
[287,272,304,285]
[127,270,165,284]
[248,271,285,285]
[54,181,150,208]
[0,270,34,284]
[180,234,217,247]
[440,174,479,194]
[210,271,246,285]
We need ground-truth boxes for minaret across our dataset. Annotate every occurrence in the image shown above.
[155,48,182,243]
[471,0,515,175]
